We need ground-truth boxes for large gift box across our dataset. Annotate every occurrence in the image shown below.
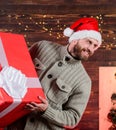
[0,32,45,127]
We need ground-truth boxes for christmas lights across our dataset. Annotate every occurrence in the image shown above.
[0,11,115,49]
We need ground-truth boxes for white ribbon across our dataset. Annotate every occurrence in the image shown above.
[0,66,27,98]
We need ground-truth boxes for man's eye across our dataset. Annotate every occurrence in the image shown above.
[89,41,92,44]
[94,44,97,48]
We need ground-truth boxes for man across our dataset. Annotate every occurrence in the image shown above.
[7,17,102,130]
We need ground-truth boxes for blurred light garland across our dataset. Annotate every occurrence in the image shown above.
[2,12,116,49]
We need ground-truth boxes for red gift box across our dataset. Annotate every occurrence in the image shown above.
[0,32,45,128]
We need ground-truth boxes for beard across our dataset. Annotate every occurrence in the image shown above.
[70,44,93,61]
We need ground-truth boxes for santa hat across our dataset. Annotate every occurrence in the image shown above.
[63,17,102,45]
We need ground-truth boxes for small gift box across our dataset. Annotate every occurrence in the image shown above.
[0,32,45,128]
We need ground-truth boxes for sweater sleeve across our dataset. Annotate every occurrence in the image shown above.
[42,79,91,129]
[29,40,45,60]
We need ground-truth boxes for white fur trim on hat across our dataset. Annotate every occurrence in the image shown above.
[63,27,74,37]
[68,30,102,45]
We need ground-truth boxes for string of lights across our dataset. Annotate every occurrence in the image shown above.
[0,10,116,49]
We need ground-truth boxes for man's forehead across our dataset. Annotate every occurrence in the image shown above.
[87,37,98,42]
[82,37,99,44]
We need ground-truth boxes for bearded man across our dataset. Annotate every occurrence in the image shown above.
[7,17,102,130]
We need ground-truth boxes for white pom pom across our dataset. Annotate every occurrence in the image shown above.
[63,27,74,37]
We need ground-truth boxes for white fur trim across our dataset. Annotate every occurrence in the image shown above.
[69,30,102,45]
[63,27,74,37]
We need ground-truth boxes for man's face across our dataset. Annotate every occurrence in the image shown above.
[68,38,100,60]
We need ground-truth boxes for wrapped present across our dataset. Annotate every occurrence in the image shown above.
[0,32,45,127]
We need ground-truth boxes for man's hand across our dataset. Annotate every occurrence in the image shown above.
[25,96,48,113]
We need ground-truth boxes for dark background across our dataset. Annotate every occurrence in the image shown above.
[0,1,116,130]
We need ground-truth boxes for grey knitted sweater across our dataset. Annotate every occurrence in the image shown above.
[24,40,91,130]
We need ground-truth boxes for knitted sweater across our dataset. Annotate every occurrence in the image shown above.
[24,40,91,130]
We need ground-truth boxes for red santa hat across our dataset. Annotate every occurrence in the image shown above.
[63,17,102,45]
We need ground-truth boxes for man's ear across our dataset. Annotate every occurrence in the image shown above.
[71,40,76,44]
[68,40,78,52]
[72,39,79,44]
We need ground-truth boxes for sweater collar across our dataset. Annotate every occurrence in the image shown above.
[60,45,81,64]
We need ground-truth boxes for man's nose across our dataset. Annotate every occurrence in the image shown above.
[88,44,95,53]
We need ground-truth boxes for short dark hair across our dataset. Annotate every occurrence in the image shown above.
[111,93,116,100]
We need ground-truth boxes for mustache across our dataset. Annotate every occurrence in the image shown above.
[82,48,93,56]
